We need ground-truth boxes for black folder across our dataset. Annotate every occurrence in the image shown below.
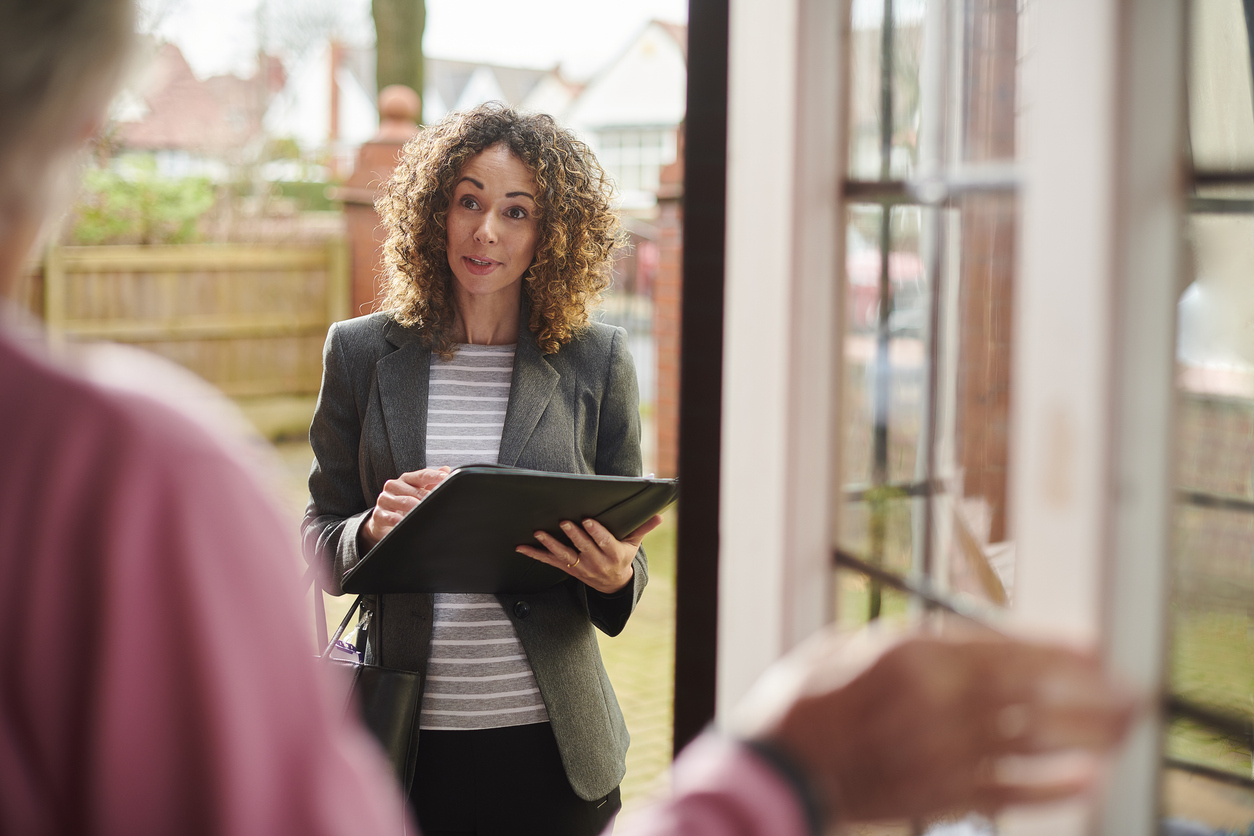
[341,465,679,595]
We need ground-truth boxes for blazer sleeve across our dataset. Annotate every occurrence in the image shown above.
[302,322,372,595]
[586,325,650,636]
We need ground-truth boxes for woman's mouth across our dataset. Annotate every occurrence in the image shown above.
[463,256,498,276]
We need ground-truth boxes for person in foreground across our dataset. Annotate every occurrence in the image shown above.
[0,0,1138,833]
[620,627,1137,836]
[303,103,657,835]
[0,2,407,833]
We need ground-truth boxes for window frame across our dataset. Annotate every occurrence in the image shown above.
[713,0,1187,832]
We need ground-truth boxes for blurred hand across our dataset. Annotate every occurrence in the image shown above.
[734,627,1138,824]
[516,515,662,594]
[360,467,452,548]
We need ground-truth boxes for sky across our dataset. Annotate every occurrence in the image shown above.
[143,0,688,83]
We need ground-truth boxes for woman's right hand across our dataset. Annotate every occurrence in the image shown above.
[360,467,452,549]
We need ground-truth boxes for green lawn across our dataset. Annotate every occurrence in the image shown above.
[1169,609,1254,776]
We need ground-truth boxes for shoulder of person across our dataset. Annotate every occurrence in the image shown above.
[327,311,428,372]
[562,320,628,359]
[329,311,401,348]
[1,327,271,512]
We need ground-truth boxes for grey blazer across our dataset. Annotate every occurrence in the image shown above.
[301,311,648,802]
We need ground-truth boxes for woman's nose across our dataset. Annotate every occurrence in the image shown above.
[474,214,497,244]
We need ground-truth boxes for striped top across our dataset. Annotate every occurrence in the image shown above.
[418,344,550,730]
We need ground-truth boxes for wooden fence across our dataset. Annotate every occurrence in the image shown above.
[35,241,349,399]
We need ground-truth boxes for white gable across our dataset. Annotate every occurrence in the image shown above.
[423,85,449,124]
[519,74,578,121]
[336,65,379,146]
[454,66,508,111]
[565,22,686,131]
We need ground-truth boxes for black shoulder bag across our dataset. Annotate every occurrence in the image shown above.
[304,565,421,797]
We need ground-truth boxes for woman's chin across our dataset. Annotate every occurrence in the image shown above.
[452,274,524,303]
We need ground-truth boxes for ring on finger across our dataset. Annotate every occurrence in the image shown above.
[570,556,581,569]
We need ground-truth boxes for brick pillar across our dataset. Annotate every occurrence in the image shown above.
[336,85,420,317]
[653,143,684,479]
[956,0,1017,543]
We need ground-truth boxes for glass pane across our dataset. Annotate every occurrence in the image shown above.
[839,0,1024,628]
[841,202,926,481]
[834,566,915,632]
[1164,211,1254,825]
[961,0,1020,164]
[838,201,930,618]
[1188,0,1254,172]
[922,191,1017,609]
[848,0,926,180]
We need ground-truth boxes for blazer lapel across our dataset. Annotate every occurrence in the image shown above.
[376,318,430,475]
[498,326,558,467]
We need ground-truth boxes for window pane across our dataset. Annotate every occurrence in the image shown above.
[834,566,916,632]
[961,0,1020,164]
[847,0,925,180]
[1164,210,1254,823]
[838,201,931,619]
[1189,0,1254,172]
[840,203,926,481]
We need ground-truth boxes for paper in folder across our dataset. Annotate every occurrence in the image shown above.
[341,464,679,595]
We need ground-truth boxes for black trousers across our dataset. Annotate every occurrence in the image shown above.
[410,722,620,836]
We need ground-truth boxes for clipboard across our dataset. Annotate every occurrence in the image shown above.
[341,465,679,595]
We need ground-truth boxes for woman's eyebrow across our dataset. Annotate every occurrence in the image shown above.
[455,175,534,201]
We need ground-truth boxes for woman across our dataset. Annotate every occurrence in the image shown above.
[302,103,660,836]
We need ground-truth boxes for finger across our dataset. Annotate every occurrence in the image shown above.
[370,508,404,530]
[1003,700,1136,754]
[399,469,449,490]
[376,492,420,512]
[532,529,577,562]
[622,514,664,545]
[569,519,611,553]
[973,776,1095,812]
[987,643,1107,704]
[383,477,426,499]
[516,542,583,573]
[516,544,563,566]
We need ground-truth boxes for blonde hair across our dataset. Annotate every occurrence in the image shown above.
[0,0,134,218]
[376,102,622,357]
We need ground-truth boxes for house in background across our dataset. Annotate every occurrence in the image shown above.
[263,43,378,180]
[422,59,580,125]
[563,20,687,212]
[112,40,285,178]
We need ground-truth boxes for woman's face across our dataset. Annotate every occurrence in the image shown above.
[445,143,541,306]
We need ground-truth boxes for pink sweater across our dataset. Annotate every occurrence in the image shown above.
[0,326,409,835]
[617,735,810,836]
[0,322,809,836]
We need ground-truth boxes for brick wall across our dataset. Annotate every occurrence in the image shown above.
[653,150,684,479]
[956,0,1018,543]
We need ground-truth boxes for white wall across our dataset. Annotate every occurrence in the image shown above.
[564,22,687,131]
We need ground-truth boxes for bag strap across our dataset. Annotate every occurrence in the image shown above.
[301,563,362,660]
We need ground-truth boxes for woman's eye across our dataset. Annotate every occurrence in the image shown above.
[460,196,478,210]
[507,207,528,220]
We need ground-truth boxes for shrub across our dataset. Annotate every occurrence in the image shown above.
[71,157,216,245]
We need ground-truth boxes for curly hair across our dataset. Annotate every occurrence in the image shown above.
[376,102,622,357]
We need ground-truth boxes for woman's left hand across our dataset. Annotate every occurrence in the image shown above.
[517,515,663,594]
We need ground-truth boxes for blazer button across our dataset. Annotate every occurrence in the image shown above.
[513,600,531,619]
